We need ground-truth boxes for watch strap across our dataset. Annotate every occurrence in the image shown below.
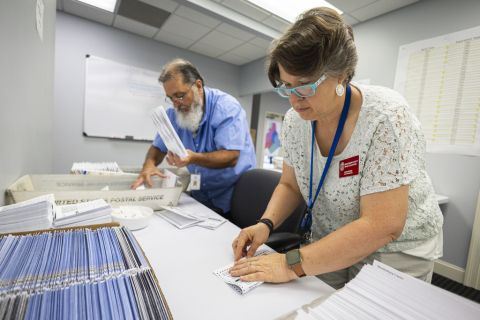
[286,249,306,278]
[292,263,306,278]
[257,218,274,236]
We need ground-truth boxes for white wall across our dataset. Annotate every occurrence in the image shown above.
[239,0,480,269]
[54,12,251,173]
[0,0,56,205]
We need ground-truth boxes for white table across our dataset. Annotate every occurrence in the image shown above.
[134,194,334,320]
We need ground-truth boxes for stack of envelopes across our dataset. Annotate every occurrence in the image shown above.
[0,194,54,234]
[54,198,112,227]
[0,225,172,319]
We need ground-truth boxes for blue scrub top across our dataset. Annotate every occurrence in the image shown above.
[153,87,256,212]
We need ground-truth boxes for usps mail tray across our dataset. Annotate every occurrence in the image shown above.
[6,174,183,210]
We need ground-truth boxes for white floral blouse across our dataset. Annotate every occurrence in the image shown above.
[281,84,443,253]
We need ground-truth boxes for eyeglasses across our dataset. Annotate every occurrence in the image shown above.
[165,92,187,104]
[274,74,327,98]
[165,84,194,104]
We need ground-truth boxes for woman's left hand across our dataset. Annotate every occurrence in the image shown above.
[229,253,298,283]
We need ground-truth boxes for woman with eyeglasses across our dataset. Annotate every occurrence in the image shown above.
[230,7,443,289]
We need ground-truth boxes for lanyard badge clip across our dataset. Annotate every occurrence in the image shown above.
[300,207,313,244]
[302,231,313,244]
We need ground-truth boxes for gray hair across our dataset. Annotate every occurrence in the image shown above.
[159,58,205,85]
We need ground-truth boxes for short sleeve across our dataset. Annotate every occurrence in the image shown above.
[213,97,248,150]
[360,106,423,196]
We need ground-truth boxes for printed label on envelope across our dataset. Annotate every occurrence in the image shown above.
[339,155,359,178]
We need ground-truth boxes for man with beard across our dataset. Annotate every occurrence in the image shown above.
[132,59,256,217]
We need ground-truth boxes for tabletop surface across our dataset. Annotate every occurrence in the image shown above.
[133,194,334,320]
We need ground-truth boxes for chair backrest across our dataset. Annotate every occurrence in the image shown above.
[230,168,305,233]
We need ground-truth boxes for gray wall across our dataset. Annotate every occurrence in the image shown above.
[240,0,480,269]
[237,95,253,127]
[0,0,56,205]
[54,12,251,173]
[239,57,271,96]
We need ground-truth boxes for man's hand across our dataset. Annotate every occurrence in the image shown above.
[131,166,167,189]
[166,150,196,168]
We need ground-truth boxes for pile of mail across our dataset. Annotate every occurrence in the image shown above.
[152,106,188,158]
[0,194,113,234]
[291,261,480,320]
[156,194,226,230]
[0,194,55,234]
[0,226,171,319]
[54,199,112,227]
[70,161,126,175]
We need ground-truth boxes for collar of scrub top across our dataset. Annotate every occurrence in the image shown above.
[300,84,352,241]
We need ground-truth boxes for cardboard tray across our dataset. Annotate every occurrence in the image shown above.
[0,223,173,319]
[6,174,183,210]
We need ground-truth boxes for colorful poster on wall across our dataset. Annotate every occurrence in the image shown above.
[262,112,284,170]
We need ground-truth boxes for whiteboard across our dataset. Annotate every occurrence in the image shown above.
[83,55,166,141]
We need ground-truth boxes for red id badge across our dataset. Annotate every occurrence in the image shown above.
[339,155,359,178]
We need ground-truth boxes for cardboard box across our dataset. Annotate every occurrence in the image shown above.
[0,223,173,319]
[6,174,184,210]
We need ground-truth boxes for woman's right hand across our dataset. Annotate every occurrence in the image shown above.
[232,223,271,261]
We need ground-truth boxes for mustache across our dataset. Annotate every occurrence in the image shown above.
[177,105,190,113]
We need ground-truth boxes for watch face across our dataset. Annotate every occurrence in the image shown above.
[286,249,301,266]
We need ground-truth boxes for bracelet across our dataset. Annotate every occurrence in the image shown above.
[257,218,274,236]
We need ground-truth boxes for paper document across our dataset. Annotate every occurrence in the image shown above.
[152,106,188,158]
[213,247,275,295]
[300,261,480,320]
[55,199,112,227]
[0,194,55,234]
[195,215,226,230]
[0,196,114,233]
[156,206,202,229]
[157,205,226,230]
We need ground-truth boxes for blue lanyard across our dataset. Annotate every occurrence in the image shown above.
[300,85,352,236]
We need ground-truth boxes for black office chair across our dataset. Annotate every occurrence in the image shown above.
[230,168,305,253]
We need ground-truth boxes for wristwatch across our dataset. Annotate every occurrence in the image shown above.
[285,249,306,278]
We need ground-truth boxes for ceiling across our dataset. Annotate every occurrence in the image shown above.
[56,0,419,66]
